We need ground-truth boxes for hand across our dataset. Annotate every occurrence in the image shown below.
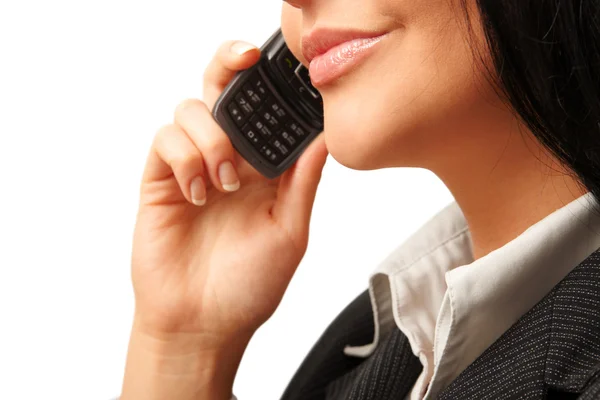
[130,40,329,346]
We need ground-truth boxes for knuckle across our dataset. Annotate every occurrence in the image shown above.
[202,63,224,89]
[203,41,236,84]
[220,40,236,52]
[156,123,177,135]
[203,136,230,156]
[153,123,178,144]
[174,98,205,120]
[216,40,236,60]
[153,124,202,170]
[171,149,200,170]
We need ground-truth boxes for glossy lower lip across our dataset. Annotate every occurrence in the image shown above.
[308,34,387,87]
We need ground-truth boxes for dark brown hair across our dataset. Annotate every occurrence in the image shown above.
[467,0,600,207]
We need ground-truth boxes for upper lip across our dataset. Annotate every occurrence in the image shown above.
[302,27,388,64]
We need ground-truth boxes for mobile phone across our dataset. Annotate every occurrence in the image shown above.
[212,28,324,179]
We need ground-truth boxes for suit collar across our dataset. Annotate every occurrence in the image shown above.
[345,192,600,400]
[439,248,600,398]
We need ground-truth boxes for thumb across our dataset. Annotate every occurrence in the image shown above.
[272,133,329,245]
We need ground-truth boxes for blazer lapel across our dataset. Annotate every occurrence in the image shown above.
[323,326,422,400]
[279,289,422,400]
[438,249,600,400]
[278,289,378,400]
[280,250,600,400]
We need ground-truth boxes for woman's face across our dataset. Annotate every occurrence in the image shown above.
[281,0,503,171]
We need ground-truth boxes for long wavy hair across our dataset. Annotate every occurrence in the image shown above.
[465,0,600,207]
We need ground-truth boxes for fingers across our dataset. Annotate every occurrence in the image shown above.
[141,96,243,208]
[203,40,260,110]
[174,99,242,193]
[272,134,329,243]
[143,124,208,206]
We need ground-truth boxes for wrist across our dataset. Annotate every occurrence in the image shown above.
[120,314,253,400]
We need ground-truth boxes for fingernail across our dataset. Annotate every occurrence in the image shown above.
[190,176,206,206]
[218,161,240,192]
[230,41,256,55]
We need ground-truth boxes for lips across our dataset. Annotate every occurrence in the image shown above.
[302,27,389,65]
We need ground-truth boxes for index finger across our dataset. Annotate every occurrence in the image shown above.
[203,40,261,110]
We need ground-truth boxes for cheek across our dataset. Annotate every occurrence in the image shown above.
[321,27,492,170]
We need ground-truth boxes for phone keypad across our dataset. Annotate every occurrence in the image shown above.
[255,78,268,97]
[228,103,245,127]
[242,125,261,146]
[226,70,313,166]
[280,130,296,147]
[260,109,281,130]
[235,93,254,115]
[242,83,264,106]
[286,121,306,138]
[265,97,287,119]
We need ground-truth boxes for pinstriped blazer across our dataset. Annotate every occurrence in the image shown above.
[279,248,600,400]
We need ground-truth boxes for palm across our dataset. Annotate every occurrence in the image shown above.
[131,159,306,335]
[128,42,328,339]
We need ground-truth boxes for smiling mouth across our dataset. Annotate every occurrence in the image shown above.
[301,27,389,64]
[306,33,388,86]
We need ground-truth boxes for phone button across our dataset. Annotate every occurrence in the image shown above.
[242,83,264,106]
[258,105,281,132]
[264,96,287,119]
[249,115,274,140]
[242,125,265,149]
[259,143,281,165]
[255,77,268,97]
[228,103,245,127]
[289,78,323,116]
[290,78,320,105]
[280,130,297,147]
[235,93,254,115]
[286,120,307,139]
[270,137,290,157]
[276,49,300,81]
[294,65,320,99]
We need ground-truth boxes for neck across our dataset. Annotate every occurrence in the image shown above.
[429,120,587,261]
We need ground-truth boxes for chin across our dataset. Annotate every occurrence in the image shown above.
[322,108,430,171]
[318,84,403,171]
[322,123,386,171]
[319,96,367,170]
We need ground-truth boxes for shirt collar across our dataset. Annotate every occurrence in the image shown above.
[344,192,600,398]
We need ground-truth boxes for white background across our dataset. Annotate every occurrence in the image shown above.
[0,1,452,399]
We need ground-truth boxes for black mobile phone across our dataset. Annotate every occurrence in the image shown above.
[212,28,324,179]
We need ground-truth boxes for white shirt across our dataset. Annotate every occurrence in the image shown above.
[151,193,598,400]
[343,192,600,400]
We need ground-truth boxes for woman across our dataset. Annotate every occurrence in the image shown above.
[117,0,600,399]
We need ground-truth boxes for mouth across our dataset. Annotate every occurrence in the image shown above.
[302,27,389,86]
